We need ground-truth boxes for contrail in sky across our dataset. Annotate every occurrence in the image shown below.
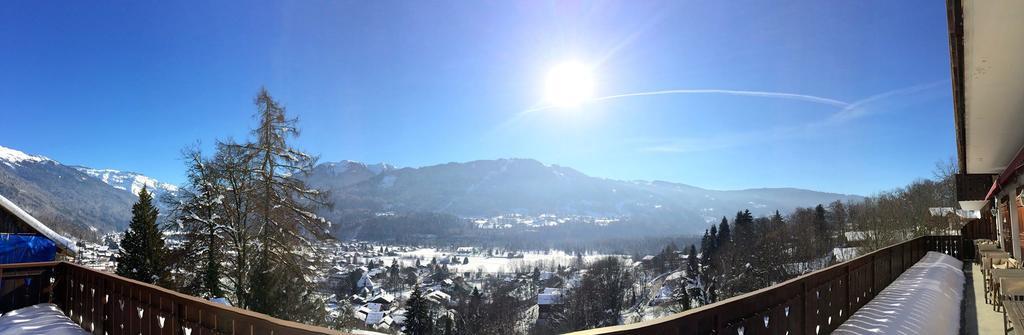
[517,88,849,116]
[629,80,949,153]
[593,89,850,107]
[499,81,946,154]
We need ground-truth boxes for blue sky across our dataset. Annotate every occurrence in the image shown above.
[0,1,953,196]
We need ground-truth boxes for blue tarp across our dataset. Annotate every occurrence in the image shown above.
[0,234,57,264]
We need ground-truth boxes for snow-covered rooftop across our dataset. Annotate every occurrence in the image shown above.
[538,288,563,305]
[0,194,77,254]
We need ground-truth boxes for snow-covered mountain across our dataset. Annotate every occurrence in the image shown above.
[306,160,395,189]
[0,145,53,167]
[73,167,179,200]
[0,143,863,240]
[0,145,180,238]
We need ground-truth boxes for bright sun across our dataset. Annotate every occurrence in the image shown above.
[545,61,595,108]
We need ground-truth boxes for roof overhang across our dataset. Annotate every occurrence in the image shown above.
[950,0,1024,175]
[0,194,78,254]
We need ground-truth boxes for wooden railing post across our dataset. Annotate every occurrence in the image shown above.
[56,263,67,313]
[802,280,810,335]
[845,263,851,323]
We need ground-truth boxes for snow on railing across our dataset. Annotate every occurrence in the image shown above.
[567,235,963,335]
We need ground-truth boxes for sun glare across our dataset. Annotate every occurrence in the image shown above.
[544,61,595,108]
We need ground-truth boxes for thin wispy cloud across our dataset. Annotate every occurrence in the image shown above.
[502,88,852,132]
[500,80,946,154]
[826,80,947,124]
[635,80,950,153]
[520,89,849,115]
[594,89,850,108]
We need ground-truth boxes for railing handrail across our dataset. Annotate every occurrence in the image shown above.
[0,261,345,334]
[0,260,60,270]
[56,261,344,334]
[566,235,962,335]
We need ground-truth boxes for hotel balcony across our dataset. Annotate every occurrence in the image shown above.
[0,235,995,335]
[4,0,1024,334]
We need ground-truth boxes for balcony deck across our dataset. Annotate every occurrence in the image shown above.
[966,262,1014,334]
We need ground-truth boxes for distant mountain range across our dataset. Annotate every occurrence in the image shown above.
[0,146,178,239]
[0,144,862,240]
[306,158,864,234]
[72,167,179,199]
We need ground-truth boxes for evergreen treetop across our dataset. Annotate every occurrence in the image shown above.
[116,187,167,284]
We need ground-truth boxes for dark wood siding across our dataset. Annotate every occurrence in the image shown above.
[0,204,37,235]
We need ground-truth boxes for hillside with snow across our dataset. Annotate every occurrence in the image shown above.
[0,145,180,237]
[0,144,862,239]
[73,166,179,200]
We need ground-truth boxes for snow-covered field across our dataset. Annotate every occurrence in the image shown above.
[373,248,618,273]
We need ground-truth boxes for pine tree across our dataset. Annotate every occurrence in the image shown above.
[733,210,754,245]
[684,244,702,306]
[405,287,433,335]
[233,88,332,322]
[698,225,719,304]
[456,287,485,334]
[764,210,789,283]
[388,259,401,291]
[730,210,757,290]
[116,187,167,284]
[173,148,225,298]
[669,281,692,313]
[247,248,281,314]
[717,217,731,247]
[814,204,830,254]
[686,245,699,276]
[439,313,455,335]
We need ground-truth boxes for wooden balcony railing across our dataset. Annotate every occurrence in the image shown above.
[1,236,965,335]
[569,235,964,335]
[0,261,342,335]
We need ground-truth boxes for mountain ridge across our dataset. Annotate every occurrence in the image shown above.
[0,145,177,238]
[308,158,863,234]
[0,144,864,240]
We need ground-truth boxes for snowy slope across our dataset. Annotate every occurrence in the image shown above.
[73,167,179,198]
[0,145,138,236]
[0,145,52,167]
[0,145,181,236]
